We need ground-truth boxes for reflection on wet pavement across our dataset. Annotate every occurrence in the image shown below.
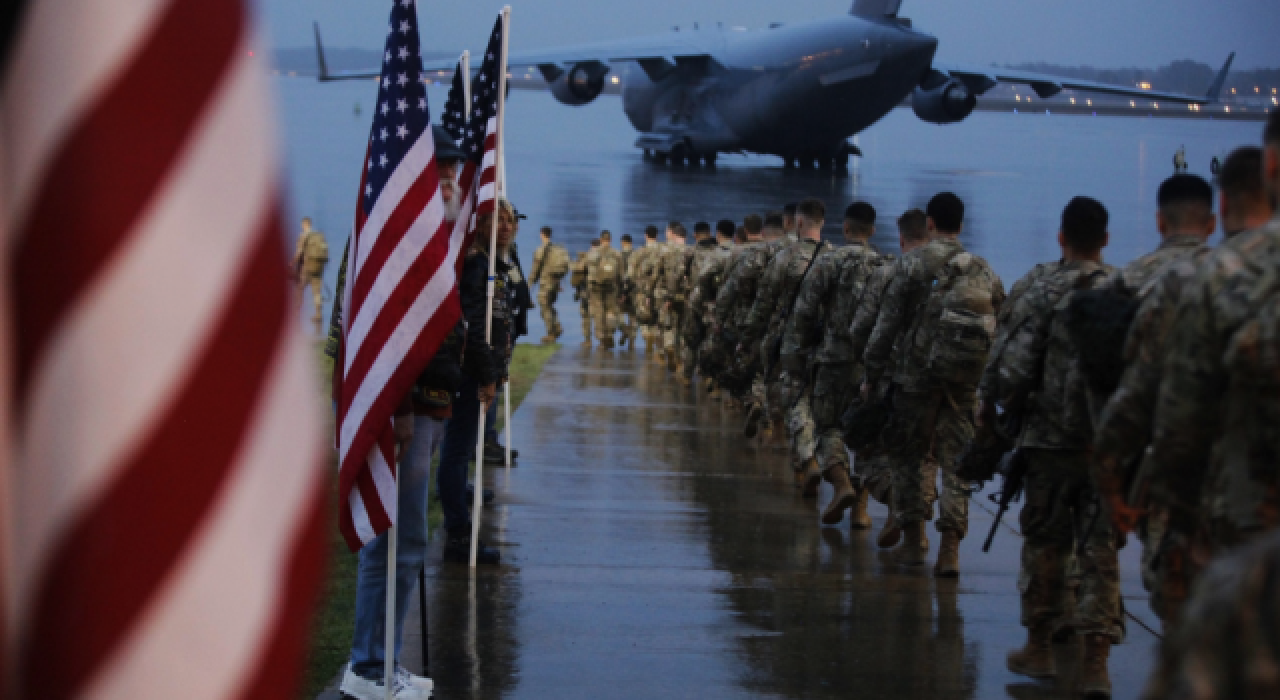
[401,346,1160,699]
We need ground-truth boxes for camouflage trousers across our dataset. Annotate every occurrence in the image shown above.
[659,301,685,361]
[1019,449,1125,642]
[1139,504,1195,628]
[786,364,858,474]
[679,309,707,380]
[589,286,619,344]
[882,387,974,536]
[855,451,895,506]
[536,283,562,338]
[579,293,592,340]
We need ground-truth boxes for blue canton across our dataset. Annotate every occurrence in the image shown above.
[363,0,430,214]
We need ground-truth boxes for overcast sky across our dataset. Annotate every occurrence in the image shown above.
[257,0,1279,69]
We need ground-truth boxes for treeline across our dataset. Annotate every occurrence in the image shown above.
[1005,59,1279,97]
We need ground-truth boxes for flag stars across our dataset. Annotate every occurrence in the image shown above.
[396,98,408,112]
[398,46,409,60]
[397,124,409,139]
[418,97,427,110]
[380,154,389,167]
[401,0,413,7]
[381,102,390,116]
[380,127,389,141]
[383,76,391,88]
[399,20,411,34]
[384,49,391,64]
[366,183,373,196]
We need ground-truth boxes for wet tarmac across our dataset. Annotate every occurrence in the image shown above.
[343,344,1164,700]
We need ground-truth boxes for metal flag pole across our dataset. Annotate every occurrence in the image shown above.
[461,50,471,114]
[384,453,400,700]
[470,5,512,568]
[504,382,512,471]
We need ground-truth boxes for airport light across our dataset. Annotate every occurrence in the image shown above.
[1130,100,1136,107]
[1138,81,1152,90]
[1153,103,1159,109]
[611,76,620,84]
[1087,99,1093,106]
[1070,97,1076,104]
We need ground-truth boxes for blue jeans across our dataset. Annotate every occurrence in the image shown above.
[439,377,483,534]
[349,416,445,679]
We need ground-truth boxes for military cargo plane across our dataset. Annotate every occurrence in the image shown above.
[315,0,1233,170]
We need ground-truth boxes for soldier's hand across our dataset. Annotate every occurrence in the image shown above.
[1105,490,1143,535]
[478,383,497,406]
[393,413,415,459]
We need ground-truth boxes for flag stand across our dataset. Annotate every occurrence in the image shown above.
[470,5,512,569]
[384,461,400,700]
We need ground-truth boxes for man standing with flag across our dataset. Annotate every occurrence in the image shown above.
[334,0,477,697]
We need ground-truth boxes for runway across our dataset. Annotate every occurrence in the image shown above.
[367,344,1164,700]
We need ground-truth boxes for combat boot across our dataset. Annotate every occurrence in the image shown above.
[821,467,857,525]
[743,403,763,438]
[541,335,556,344]
[934,531,961,578]
[1078,634,1112,698]
[666,352,678,372]
[877,510,902,548]
[849,486,872,529]
[892,521,928,565]
[1006,623,1057,680]
[800,458,823,499]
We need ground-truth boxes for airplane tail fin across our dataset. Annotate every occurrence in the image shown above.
[1205,52,1234,102]
[852,0,903,18]
[313,21,332,82]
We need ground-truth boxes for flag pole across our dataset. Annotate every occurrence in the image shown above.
[461,50,471,113]
[470,5,511,568]
[504,382,512,471]
[384,456,400,700]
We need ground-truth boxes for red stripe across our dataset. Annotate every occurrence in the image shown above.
[19,210,290,700]
[234,475,328,700]
[347,158,440,330]
[11,0,243,406]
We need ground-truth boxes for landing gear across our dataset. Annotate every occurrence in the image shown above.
[654,151,669,165]
[643,149,653,161]
[783,157,796,170]
[702,152,717,168]
[670,143,689,167]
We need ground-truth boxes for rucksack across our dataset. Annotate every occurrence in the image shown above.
[569,259,588,289]
[1063,284,1140,396]
[920,251,999,386]
[547,245,570,279]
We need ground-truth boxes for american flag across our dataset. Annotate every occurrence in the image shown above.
[440,60,468,143]
[451,15,506,246]
[0,0,325,697]
[335,0,468,550]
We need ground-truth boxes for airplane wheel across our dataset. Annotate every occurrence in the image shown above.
[783,157,796,170]
[671,144,689,167]
[704,152,718,168]
[819,157,833,171]
[643,149,653,161]
[799,158,814,170]
[654,152,669,165]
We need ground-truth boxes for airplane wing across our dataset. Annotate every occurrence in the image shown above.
[315,22,712,82]
[934,53,1235,105]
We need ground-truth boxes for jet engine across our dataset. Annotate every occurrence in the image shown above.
[911,79,976,124]
[547,62,608,106]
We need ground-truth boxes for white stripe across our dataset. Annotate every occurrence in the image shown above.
[347,486,376,546]
[369,444,398,526]
[351,131,435,286]
[11,47,274,620]
[0,0,171,236]
[338,193,446,454]
[343,186,445,378]
[80,326,324,700]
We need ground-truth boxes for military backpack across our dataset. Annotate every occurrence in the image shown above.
[916,250,999,386]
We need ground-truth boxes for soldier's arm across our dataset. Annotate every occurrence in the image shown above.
[782,259,831,360]
[847,264,892,361]
[1148,274,1227,519]
[741,254,786,343]
[714,266,741,327]
[862,259,915,384]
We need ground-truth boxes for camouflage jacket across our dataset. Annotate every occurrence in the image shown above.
[687,238,732,322]
[863,237,1005,391]
[531,242,570,284]
[741,237,827,345]
[782,240,882,367]
[986,259,1112,449]
[1149,220,1280,531]
[846,255,897,365]
[587,246,624,290]
[627,243,661,287]
[1093,243,1210,486]
[715,238,782,333]
[653,243,692,304]
[979,262,1060,399]
[1106,234,1207,294]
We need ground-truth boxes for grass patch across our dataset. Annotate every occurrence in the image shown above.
[300,342,559,698]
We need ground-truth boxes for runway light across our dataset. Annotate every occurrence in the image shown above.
[1138,81,1152,90]
[611,76,620,84]
[1070,97,1076,104]
[1153,103,1159,109]
[1087,99,1093,106]
[1015,95,1020,101]
[1130,100,1136,107]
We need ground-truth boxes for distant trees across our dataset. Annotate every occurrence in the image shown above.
[1005,60,1278,98]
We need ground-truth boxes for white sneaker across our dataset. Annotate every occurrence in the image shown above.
[339,665,430,700]
[397,665,434,695]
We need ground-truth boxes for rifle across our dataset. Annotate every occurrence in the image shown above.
[983,443,1029,552]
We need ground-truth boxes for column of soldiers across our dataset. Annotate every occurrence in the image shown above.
[576,111,1280,700]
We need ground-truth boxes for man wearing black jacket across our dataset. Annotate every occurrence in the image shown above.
[435,200,518,564]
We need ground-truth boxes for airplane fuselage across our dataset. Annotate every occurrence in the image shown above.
[618,15,937,163]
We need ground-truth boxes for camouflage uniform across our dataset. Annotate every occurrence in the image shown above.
[714,238,783,395]
[631,242,667,352]
[1141,529,1280,700]
[617,246,637,344]
[844,255,898,503]
[984,259,1123,641]
[532,241,570,339]
[1149,219,1280,553]
[781,240,883,475]
[571,251,593,341]
[863,237,1004,539]
[1092,236,1210,626]
[654,243,693,365]
[742,238,826,429]
[587,245,624,346]
[682,238,732,381]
